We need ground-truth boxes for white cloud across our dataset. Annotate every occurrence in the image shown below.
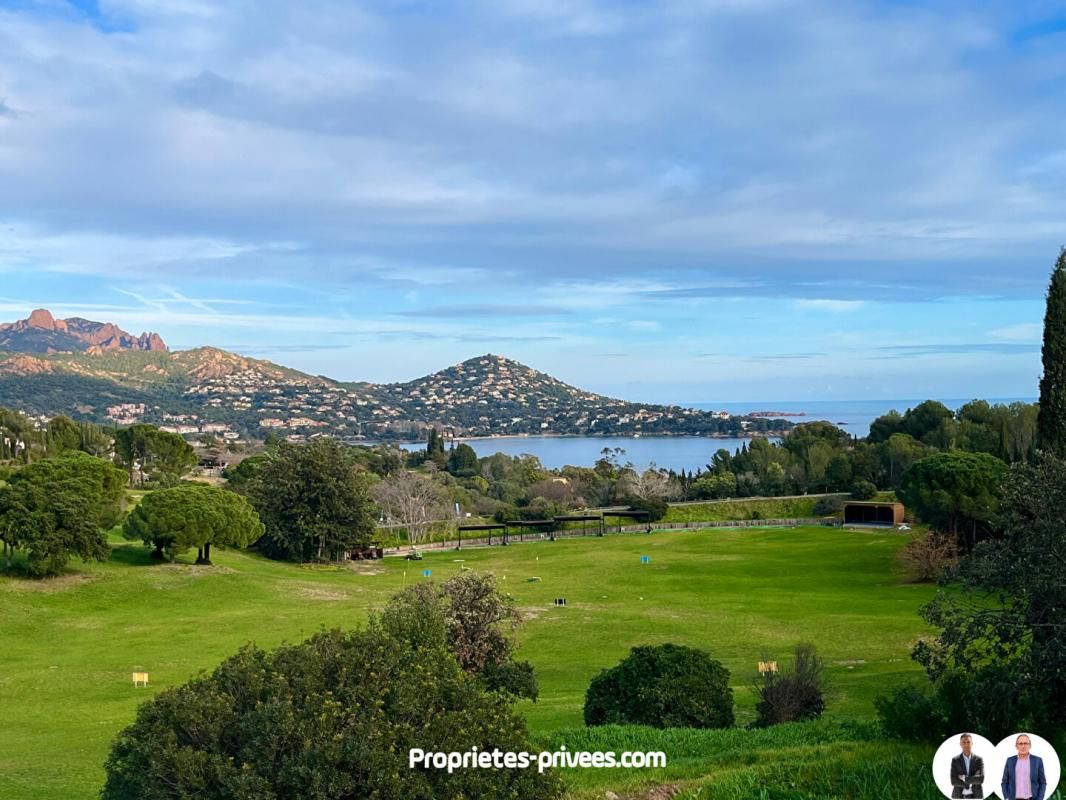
[793,299,866,313]
[988,322,1042,342]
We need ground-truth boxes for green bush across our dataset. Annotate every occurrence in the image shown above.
[850,480,878,500]
[874,685,947,742]
[813,496,843,516]
[627,496,668,522]
[754,643,827,726]
[103,620,560,800]
[583,643,734,729]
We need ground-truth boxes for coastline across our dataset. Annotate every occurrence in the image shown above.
[445,432,782,443]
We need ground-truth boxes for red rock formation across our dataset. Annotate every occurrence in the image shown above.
[0,309,169,353]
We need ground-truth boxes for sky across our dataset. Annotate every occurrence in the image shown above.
[0,0,1063,403]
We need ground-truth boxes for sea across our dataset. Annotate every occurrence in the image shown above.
[397,397,1036,473]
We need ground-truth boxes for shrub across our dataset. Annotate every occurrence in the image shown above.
[628,496,668,522]
[850,480,878,500]
[103,603,560,800]
[379,572,538,700]
[875,662,1042,744]
[754,643,827,726]
[897,530,958,582]
[875,685,948,742]
[584,643,734,728]
[812,496,843,516]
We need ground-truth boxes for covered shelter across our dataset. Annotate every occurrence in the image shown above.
[553,514,605,537]
[456,523,505,547]
[602,509,651,533]
[505,519,556,543]
[842,501,905,527]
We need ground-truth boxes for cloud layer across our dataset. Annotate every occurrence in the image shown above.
[0,0,1061,399]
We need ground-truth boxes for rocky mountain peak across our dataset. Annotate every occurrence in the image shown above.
[0,310,168,354]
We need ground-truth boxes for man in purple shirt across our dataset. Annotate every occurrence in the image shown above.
[1001,734,1047,800]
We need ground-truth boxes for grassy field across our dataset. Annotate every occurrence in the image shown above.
[0,525,939,799]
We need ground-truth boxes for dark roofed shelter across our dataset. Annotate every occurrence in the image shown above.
[457,523,505,547]
[553,514,605,537]
[842,501,905,527]
[505,519,556,543]
[602,509,650,533]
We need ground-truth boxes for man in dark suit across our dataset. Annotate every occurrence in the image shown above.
[1001,734,1047,800]
[950,733,985,798]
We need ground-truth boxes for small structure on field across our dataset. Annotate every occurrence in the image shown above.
[131,672,149,687]
[842,501,905,527]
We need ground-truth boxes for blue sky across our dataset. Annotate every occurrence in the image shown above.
[0,0,1063,402]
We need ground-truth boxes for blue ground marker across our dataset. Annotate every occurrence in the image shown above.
[640,555,650,564]
[423,569,432,577]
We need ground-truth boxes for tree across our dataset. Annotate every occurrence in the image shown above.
[124,484,263,563]
[897,530,959,583]
[584,643,734,729]
[446,442,480,477]
[868,410,904,444]
[113,424,196,486]
[849,479,877,500]
[379,571,537,700]
[805,441,835,492]
[371,470,449,545]
[220,453,267,495]
[902,400,954,445]
[825,454,852,491]
[624,462,676,503]
[899,453,1066,740]
[691,470,737,499]
[0,452,126,576]
[881,432,927,486]
[45,415,83,454]
[249,439,377,561]
[101,624,561,800]
[1038,248,1066,456]
[425,427,446,466]
[898,451,1007,547]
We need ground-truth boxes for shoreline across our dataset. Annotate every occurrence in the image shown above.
[378,431,787,447]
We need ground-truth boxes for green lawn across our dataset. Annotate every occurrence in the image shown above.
[0,526,937,799]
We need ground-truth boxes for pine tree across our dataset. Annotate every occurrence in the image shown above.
[1037,247,1066,456]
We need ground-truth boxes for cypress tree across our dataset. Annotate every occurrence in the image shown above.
[1037,248,1066,456]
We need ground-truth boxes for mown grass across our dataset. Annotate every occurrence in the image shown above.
[1,526,936,799]
[545,720,941,800]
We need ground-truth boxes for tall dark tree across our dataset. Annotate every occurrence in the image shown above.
[249,438,376,562]
[906,453,1066,739]
[898,450,1007,548]
[446,442,480,477]
[114,424,196,486]
[0,452,126,576]
[1037,247,1066,456]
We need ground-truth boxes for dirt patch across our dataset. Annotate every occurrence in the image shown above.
[345,563,385,576]
[518,606,544,622]
[0,573,95,593]
[156,564,236,576]
[296,585,350,601]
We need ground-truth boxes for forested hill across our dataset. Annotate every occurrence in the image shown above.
[0,315,789,441]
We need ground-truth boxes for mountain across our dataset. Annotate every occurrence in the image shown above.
[0,309,167,354]
[0,313,791,441]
